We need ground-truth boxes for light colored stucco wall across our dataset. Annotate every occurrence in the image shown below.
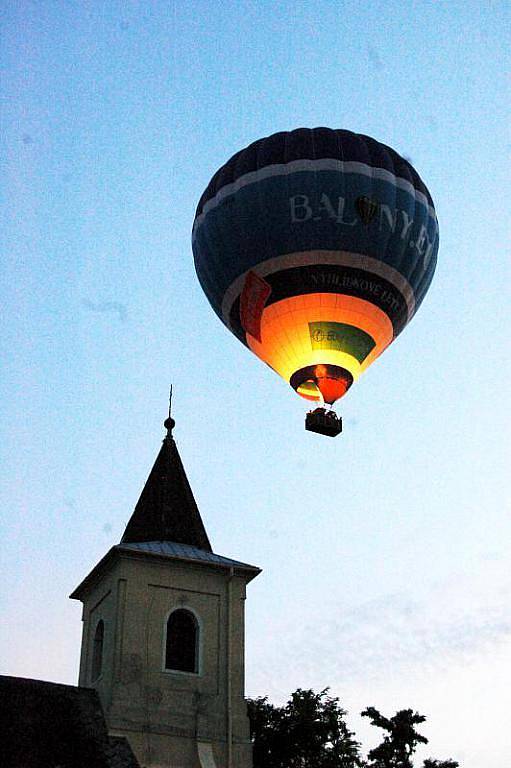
[75,553,254,768]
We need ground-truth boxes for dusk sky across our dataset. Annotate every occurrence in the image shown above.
[1,2,509,765]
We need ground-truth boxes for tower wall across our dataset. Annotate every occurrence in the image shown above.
[76,553,253,768]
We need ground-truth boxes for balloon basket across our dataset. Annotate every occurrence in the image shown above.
[305,408,342,437]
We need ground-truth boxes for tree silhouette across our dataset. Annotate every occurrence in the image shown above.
[361,707,428,767]
[247,690,460,768]
[248,688,363,767]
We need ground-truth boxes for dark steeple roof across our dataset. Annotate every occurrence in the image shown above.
[120,417,212,552]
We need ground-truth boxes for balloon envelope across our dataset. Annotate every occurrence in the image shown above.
[192,128,438,405]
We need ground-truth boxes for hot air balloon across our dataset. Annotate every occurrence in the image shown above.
[192,128,438,436]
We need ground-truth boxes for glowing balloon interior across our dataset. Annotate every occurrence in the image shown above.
[192,128,438,415]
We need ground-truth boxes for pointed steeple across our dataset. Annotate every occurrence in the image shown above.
[120,410,212,552]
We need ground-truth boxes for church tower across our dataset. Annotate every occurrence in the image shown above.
[70,414,260,768]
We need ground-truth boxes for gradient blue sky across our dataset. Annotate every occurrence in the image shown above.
[1,2,509,764]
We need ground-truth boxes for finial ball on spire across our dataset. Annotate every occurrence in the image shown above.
[164,416,175,434]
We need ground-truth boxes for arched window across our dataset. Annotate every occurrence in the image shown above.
[91,619,104,681]
[165,608,199,673]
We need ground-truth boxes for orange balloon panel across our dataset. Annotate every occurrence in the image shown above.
[246,294,393,404]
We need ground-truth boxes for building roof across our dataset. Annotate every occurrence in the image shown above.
[118,540,260,572]
[70,416,261,601]
[120,420,212,552]
[70,538,261,600]
[0,675,140,768]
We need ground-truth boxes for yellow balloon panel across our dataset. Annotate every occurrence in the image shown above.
[246,294,394,400]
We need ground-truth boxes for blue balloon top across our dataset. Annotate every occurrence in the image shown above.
[193,128,438,344]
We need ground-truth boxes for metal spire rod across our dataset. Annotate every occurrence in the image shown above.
[164,385,175,437]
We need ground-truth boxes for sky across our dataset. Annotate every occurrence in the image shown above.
[1,1,509,764]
